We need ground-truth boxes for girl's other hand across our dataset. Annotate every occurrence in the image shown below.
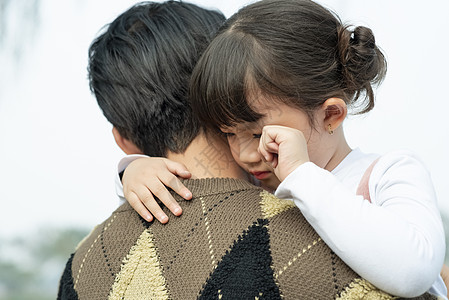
[258,125,309,182]
[122,157,192,223]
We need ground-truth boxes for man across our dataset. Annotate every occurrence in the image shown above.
[57,1,435,299]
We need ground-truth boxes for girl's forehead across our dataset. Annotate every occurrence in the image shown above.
[246,89,274,108]
[247,90,291,116]
[220,120,263,132]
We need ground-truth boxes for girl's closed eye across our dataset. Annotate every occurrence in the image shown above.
[222,131,261,139]
[221,131,235,138]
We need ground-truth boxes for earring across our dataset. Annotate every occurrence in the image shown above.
[328,124,334,135]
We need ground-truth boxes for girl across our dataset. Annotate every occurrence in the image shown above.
[119,0,446,297]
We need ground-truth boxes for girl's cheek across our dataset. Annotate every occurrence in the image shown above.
[247,139,262,160]
[231,148,247,170]
[227,140,244,167]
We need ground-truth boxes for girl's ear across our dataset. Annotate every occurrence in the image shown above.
[320,98,347,132]
[112,127,144,155]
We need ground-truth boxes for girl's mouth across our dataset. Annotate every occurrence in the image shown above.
[251,171,271,180]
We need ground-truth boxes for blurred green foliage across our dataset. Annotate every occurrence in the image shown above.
[0,227,89,300]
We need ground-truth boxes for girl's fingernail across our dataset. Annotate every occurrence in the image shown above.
[160,215,168,222]
[185,192,192,198]
[174,207,182,215]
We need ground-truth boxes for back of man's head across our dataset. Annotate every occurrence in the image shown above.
[88,1,225,156]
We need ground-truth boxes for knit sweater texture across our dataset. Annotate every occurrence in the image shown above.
[57,178,437,299]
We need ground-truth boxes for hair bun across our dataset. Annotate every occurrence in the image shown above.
[338,25,387,113]
[351,26,376,50]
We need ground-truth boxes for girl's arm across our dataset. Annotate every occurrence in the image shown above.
[275,155,445,297]
[115,155,192,223]
[260,126,446,297]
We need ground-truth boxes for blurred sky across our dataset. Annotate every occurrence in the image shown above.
[1,0,448,238]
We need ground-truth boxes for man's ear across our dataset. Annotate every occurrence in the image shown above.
[112,127,143,155]
[320,98,347,132]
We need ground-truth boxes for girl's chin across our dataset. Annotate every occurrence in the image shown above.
[248,172,280,191]
[260,176,281,192]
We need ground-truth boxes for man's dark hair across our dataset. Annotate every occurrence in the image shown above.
[88,1,225,156]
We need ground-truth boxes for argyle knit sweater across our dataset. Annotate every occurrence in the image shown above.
[57,178,437,299]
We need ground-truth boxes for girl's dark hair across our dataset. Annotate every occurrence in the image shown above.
[190,0,387,129]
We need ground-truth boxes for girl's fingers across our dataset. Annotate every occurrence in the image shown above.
[259,145,278,168]
[259,130,276,162]
[265,140,279,168]
[149,180,182,218]
[164,160,192,200]
[271,154,278,169]
[165,160,192,179]
[136,185,169,223]
[266,141,279,153]
[161,173,192,201]
[258,143,269,161]
[126,191,153,222]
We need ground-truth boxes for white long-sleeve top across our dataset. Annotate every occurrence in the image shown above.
[275,148,446,298]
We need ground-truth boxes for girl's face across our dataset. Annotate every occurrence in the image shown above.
[220,121,281,191]
[220,96,335,191]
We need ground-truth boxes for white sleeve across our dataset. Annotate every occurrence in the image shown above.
[275,152,445,297]
[115,154,150,205]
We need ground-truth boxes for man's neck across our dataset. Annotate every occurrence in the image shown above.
[166,132,248,180]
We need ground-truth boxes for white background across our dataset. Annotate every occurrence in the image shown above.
[1,0,448,240]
